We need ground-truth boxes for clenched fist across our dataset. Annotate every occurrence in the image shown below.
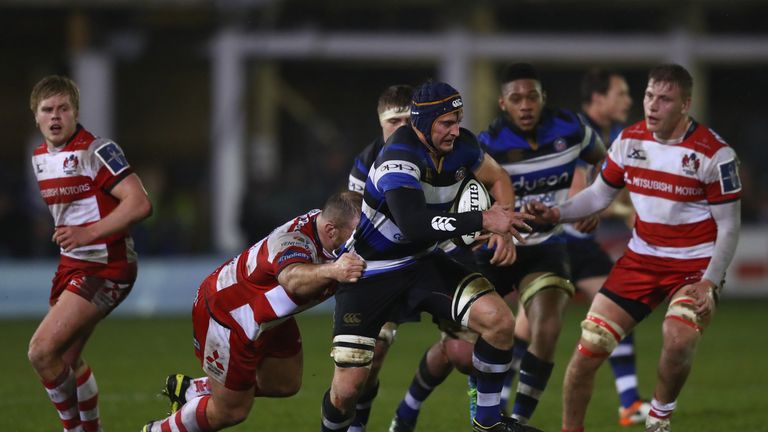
[332,252,366,283]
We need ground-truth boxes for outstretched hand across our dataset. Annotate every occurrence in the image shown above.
[524,200,560,226]
[482,203,533,244]
[572,214,599,233]
[332,252,366,283]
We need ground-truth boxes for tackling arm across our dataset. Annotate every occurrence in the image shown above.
[277,252,364,303]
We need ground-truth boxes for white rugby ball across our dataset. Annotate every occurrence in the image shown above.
[451,177,492,246]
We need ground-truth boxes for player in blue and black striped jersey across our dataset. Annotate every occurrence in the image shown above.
[321,81,542,432]
[467,63,608,425]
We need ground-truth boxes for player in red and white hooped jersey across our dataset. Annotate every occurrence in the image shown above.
[27,75,152,432]
[142,191,364,432]
[601,114,739,263]
[527,64,741,432]
[32,124,139,276]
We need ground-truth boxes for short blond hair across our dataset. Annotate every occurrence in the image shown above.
[29,75,80,114]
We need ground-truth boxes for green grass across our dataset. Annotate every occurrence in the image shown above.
[3,299,767,431]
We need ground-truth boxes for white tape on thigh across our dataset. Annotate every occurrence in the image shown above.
[665,295,706,332]
[331,335,376,368]
[452,273,495,327]
[580,312,626,353]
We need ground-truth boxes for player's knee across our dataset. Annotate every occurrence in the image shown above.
[660,325,697,363]
[213,398,252,427]
[491,307,516,340]
[330,377,364,409]
[664,295,709,334]
[223,408,250,427]
[330,335,376,369]
[442,338,474,374]
[267,375,301,397]
[451,273,495,328]
[519,273,575,309]
[27,338,54,370]
[578,312,626,358]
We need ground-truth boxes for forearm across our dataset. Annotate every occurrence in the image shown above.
[278,262,336,300]
[87,192,152,240]
[386,188,482,243]
[557,177,620,223]
[487,176,514,208]
[702,201,741,286]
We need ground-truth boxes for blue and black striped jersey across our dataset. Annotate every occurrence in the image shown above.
[349,126,484,276]
[479,108,599,245]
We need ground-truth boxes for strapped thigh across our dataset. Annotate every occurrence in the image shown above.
[665,292,713,333]
[451,273,495,327]
[578,312,626,358]
[519,272,575,308]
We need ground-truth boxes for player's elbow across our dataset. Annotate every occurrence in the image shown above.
[137,196,153,221]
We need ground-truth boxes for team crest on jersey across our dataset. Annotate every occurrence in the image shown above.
[62,154,79,175]
[455,166,467,182]
[553,137,567,152]
[682,153,701,175]
[96,142,129,175]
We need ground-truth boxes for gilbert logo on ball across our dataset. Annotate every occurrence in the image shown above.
[451,177,491,246]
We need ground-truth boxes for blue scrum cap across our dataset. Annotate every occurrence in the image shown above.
[410,81,463,148]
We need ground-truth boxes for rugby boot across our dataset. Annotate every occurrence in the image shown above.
[161,373,191,413]
[619,399,651,426]
[645,415,671,432]
[467,377,478,424]
[140,421,158,432]
[388,414,416,432]
[472,416,544,432]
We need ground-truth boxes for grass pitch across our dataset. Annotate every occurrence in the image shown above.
[3,299,766,431]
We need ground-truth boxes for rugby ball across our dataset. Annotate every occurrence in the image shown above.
[451,177,492,246]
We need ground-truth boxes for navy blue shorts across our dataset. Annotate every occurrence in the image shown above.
[333,252,482,339]
[475,242,571,296]
[567,237,614,282]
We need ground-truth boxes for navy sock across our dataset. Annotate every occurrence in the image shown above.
[472,337,513,427]
[512,350,553,423]
[609,332,642,408]
[395,350,448,422]
[321,389,354,432]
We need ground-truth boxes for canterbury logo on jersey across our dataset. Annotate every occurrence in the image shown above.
[431,216,456,232]
[343,313,362,325]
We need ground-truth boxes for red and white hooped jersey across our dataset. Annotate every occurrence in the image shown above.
[601,120,741,260]
[32,125,137,273]
[200,210,336,343]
